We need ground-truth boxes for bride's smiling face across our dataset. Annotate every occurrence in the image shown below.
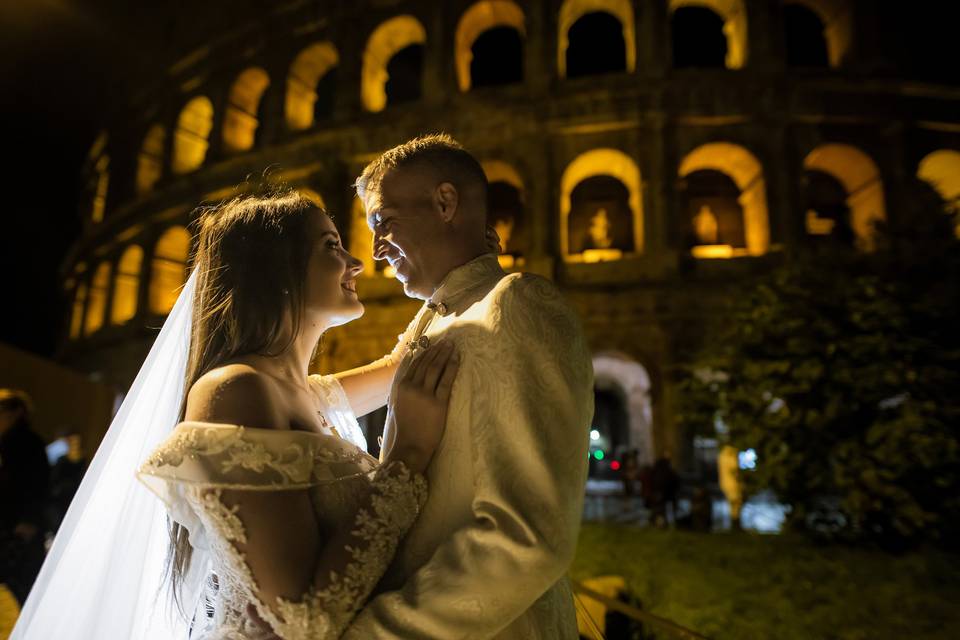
[303,211,365,327]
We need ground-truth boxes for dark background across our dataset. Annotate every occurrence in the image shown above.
[2,0,958,358]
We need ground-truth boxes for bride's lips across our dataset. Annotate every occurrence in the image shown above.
[341,280,357,295]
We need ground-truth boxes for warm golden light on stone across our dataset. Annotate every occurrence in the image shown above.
[456,1,526,92]
[351,197,377,277]
[680,142,770,256]
[90,155,109,223]
[361,15,427,112]
[172,96,214,174]
[803,143,886,250]
[136,124,165,195]
[111,245,143,325]
[297,187,326,210]
[84,262,111,335]
[149,226,190,314]
[224,67,271,153]
[69,265,87,341]
[481,159,525,192]
[560,148,643,261]
[286,42,339,131]
[669,0,748,69]
[558,0,636,78]
[790,0,853,67]
[918,149,960,237]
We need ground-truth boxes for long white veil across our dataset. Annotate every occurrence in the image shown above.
[12,270,205,639]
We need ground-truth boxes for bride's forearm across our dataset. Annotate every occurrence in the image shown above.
[334,355,401,417]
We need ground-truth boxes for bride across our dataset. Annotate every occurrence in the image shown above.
[11,190,461,639]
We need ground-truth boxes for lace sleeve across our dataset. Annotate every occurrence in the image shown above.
[266,461,427,638]
[137,422,426,640]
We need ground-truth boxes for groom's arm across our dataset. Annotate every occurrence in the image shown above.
[342,276,594,639]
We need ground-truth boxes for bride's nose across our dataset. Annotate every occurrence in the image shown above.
[347,252,364,278]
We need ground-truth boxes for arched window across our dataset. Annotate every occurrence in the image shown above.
[84,262,111,336]
[803,144,886,250]
[483,160,527,267]
[669,0,748,69]
[69,264,87,340]
[558,0,635,78]
[224,67,271,152]
[150,226,190,314]
[783,3,829,67]
[172,97,214,174]
[111,245,143,325]
[802,170,852,240]
[593,352,655,467]
[286,43,339,130]
[560,149,643,262]
[362,16,427,112]
[455,1,525,91]
[678,142,770,257]
[783,0,852,68]
[683,170,748,251]
[917,149,960,237]
[136,124,166,195]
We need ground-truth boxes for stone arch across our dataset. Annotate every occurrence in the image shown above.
[482,160,527,263]
[172,96,214,174]
[111,245,143,325]
[456,1,525,92]
[362,15,427,112]
[593,352,654,465]
[918,150,960,210]
[784,0,852,68]
[150,226,190,314]
[84,261,111,336]
[560,148,643,262]
[136,124,165,195]
[223,67,271,152]
[669,0,748,69]
[296,187,327,209]
[286,42,339,130]
[482,159,525,191]
[679,142,770,256]
[558,0,636,78]
[803,143,886,250]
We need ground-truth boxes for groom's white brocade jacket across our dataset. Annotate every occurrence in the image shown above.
[343,254,594,640]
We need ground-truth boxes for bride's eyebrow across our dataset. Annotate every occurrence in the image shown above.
[318,231,341,243]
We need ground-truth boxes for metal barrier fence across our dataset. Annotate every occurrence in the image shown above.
[572,579,711,640]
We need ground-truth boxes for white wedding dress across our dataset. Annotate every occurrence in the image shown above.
[137,374,426,640]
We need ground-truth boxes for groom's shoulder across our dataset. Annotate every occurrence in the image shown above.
[490,272,581,332]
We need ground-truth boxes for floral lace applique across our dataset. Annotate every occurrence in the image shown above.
[188,461,427,640]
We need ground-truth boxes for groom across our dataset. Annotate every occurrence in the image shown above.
[343,134,594,639]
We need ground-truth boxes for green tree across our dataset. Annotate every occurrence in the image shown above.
[680,205,960,547]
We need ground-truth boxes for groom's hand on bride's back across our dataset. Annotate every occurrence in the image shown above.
[389,340,459,473]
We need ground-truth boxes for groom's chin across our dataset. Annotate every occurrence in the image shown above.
[401,281,430,301]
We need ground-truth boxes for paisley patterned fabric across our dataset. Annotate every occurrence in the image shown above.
[137,377,427,639]
[343,254,595,640]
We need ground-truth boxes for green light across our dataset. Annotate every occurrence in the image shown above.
[593,450,605,460]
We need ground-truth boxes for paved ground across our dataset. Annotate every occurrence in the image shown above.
[0,584,18,639]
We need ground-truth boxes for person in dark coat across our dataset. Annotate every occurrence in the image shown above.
[0,389,51,605]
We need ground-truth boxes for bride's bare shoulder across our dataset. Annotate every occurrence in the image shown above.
[185,363,286,428]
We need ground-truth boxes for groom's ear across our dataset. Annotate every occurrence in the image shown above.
[434,182,459,223]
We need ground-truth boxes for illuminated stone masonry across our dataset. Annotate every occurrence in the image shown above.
[61,0,960,468]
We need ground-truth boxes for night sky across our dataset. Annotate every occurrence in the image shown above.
[1,1,957,359]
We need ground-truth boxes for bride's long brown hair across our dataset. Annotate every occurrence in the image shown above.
[167,189,319,613]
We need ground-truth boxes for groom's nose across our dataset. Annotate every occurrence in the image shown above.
[372,234,394,261]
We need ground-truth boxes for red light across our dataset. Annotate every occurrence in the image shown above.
[610,460,621,471]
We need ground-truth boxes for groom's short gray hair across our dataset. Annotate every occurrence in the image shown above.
[355,133,488,201]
